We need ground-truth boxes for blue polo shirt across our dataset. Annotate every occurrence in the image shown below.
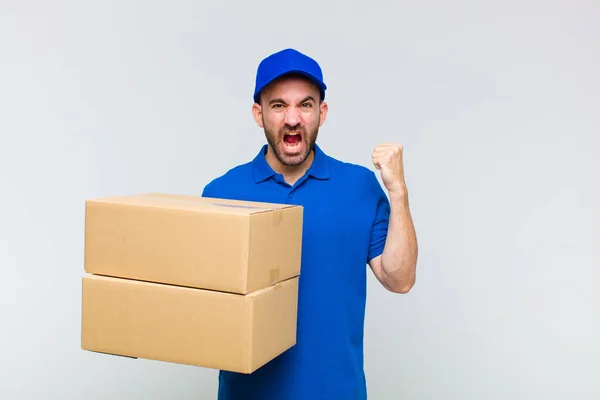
[201,143,390,400]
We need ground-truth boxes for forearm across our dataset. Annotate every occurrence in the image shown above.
[380,188,418,293]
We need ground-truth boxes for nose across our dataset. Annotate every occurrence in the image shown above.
[284,106,301,127]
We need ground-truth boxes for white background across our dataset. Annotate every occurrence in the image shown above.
[1,1,599,399]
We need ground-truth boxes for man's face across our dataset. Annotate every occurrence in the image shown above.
[253,75,328,167]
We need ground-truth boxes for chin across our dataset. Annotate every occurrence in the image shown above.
[280,155,306,166]
[277,149,310,167]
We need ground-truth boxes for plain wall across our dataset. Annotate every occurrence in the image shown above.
[1,1,598,399]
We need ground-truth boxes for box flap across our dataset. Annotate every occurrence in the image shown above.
[86,193,298,216]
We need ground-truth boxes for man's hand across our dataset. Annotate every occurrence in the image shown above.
[371,143,407,197]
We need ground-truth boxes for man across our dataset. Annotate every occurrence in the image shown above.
[202,48,418,400]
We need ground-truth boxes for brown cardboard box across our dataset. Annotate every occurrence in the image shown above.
[84,193,303,294]
[81,273,299,374]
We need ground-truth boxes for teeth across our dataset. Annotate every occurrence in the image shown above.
[283,132,301,148]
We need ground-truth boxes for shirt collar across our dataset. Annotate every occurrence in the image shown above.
[252,143,330,183]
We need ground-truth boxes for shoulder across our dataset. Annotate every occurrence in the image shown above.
[320,150,387,207]
[201,161,253,198]
[325,152,381,188]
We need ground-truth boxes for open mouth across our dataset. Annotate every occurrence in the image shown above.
[283,133,302,149]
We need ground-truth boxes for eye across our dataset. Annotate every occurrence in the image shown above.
[301,102,312,108]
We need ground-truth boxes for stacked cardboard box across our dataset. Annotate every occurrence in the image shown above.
[80,193,303,374]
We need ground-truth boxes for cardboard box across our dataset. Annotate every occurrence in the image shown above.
[81,273,299,374]
[84,193,303,294]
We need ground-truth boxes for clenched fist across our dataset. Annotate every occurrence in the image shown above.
[371,143,407,196]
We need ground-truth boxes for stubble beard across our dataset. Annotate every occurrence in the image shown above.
[263,122,319,167]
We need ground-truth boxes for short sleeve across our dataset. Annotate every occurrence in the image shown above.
[367,172,390,262]
[201,182,212,197]
[201,178,220,198]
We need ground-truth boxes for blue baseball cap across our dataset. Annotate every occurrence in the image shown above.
[253,48,327,103]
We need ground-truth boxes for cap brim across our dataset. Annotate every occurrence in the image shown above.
[254,69,327,102]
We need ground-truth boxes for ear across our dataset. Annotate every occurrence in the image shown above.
[252,102,264,128]
[318,101,328,127]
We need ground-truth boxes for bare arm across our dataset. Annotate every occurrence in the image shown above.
[369,143,418,293]
[369,189,418,293]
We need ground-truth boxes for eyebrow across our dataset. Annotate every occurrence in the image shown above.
[298,96,316,104]
[268,98,287,105]
[268,96,316,106]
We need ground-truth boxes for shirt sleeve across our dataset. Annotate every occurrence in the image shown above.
[201,183,211,197]
[201,178,218,198]
[367,172,390,263]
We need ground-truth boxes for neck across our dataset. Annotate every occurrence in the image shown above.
[266,147,314,186]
